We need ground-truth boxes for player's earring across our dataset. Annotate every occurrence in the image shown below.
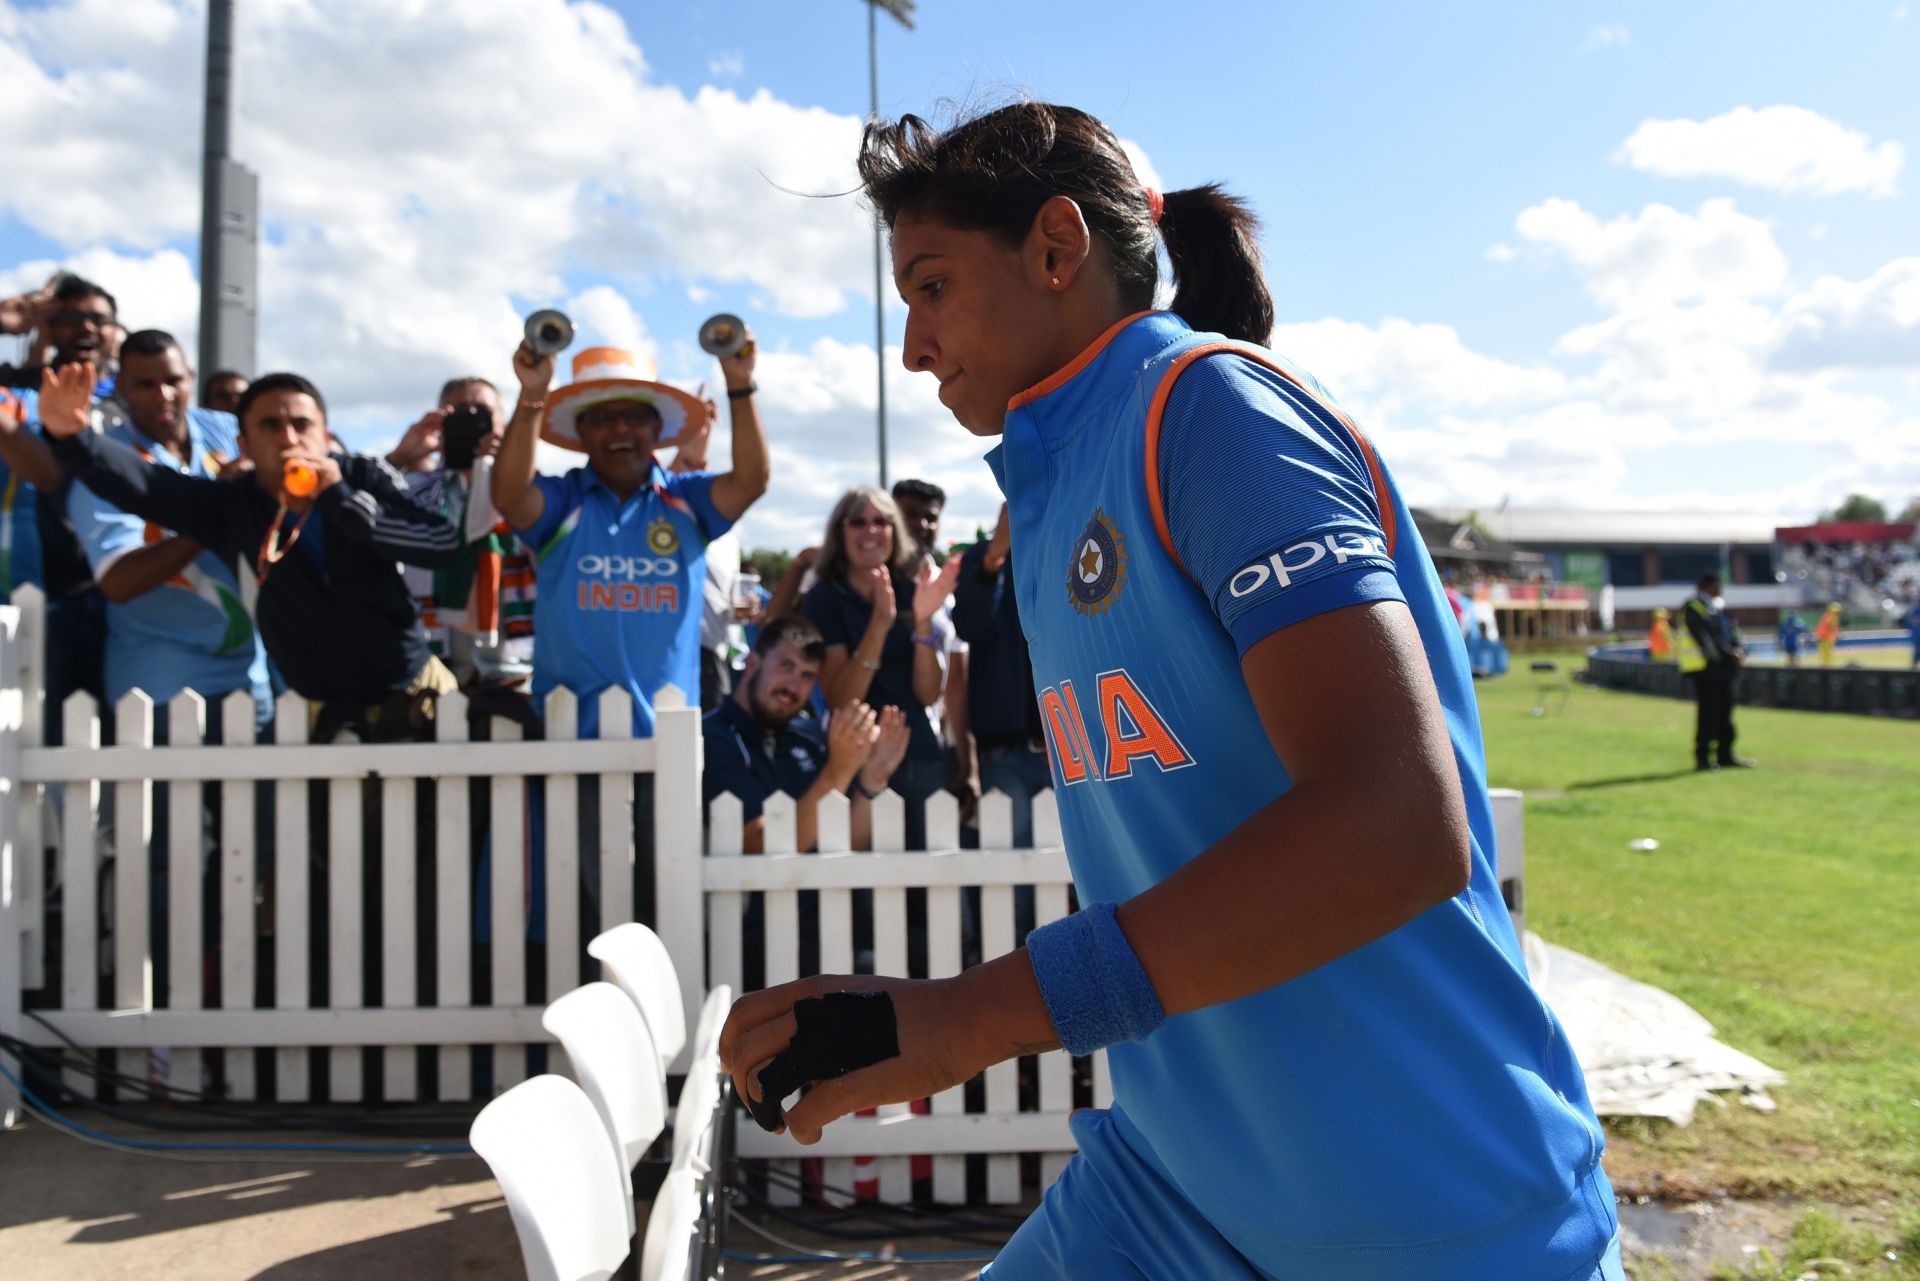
[1051,276,1061,287]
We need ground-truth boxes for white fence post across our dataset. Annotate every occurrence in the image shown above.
[59,693,99,1101]
[869,790,912,1204]
[219,691,258,1100]
[923,791,966,1205]
[113,692,154,1094]
[273,691,309,1101]
[433,689,472,1102]
[978,791,1020,1203]
[489,718,526,1092]
[0,605,22,1129]
[14,589,44,996]
[543,690,581,1003]
[651,687,701,1074]
[165,692,206,1098]
[327,745,363,1102]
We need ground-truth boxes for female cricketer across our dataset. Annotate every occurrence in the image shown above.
[721,102,1623,1281]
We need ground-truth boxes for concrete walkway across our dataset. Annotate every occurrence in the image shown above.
[1,1114,523,1280]
[0,1111,995,1279]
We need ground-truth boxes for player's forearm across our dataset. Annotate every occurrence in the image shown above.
[1116,767,1471,1020]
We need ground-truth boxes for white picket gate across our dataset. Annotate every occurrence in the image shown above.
[707,786,1104,1207]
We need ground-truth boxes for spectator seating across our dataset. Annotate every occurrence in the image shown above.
[476,923,734,1281]
[542,982,670,1234]
[469,1074,635,1281]
[588,923,688,1068]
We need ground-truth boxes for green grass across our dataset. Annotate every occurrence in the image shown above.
[1708,1207,1920,1279]
[1475,658,1920,1204]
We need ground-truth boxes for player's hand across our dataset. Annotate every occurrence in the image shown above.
[35,362,93,438]
[720,974,988,1145]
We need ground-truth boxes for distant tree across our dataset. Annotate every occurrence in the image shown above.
[744,548,793,584]
[1820,493,1889,522]
[1898,496,1920,524]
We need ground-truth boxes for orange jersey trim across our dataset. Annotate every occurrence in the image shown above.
[1006,310,1160,413]
[1144,343,1398,579]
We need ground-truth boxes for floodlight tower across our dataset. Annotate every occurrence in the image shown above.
[197,0,259,389]
[865,0,915,487]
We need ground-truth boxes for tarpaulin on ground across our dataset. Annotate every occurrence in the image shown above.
[1526,933,1786,1126]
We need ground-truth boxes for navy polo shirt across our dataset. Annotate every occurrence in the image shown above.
[701,696,829,824]
[521,458,730,737]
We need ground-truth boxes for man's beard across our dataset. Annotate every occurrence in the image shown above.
[747,669,802,729]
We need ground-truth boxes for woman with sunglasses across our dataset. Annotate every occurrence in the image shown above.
[724,103,1622,1281]
[802,485,962,849]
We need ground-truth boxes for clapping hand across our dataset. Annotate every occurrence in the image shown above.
[36,363,94,438]
[913,556,964,634]
[825,702,882,786]
[0,278,56,337]
[867,566,898,634]
[858,706,911,796]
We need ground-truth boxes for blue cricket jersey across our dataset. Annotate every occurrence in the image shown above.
[992,311,1615,1280]
[68,408,270,716]
[521,459,731,737]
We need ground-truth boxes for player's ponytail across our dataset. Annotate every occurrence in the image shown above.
[1158,184,1274,345]
[858,102,1273,345]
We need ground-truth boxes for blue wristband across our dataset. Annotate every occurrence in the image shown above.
[1026,902,1166,1056]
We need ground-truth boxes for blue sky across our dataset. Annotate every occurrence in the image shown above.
[3,0,1916,547]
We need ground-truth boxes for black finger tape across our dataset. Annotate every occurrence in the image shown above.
[746,990,901,1133]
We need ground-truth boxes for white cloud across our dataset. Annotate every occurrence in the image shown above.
[1616,105,1904,197]
[1776,258,1920,371]
[1582,24,1629,50]
[1894,5,1911,21]
[1269,317,1565,417]
[1513,197,1788,309]
[708,51,743,79]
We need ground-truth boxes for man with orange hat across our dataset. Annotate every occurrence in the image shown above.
[492,328,767,739]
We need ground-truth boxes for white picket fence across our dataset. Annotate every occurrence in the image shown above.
[0,584,1529,1210]
[708,786,1100,1206]
[0,588,701,1117]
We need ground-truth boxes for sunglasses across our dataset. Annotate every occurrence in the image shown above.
[844,515,892,530]
[578,403,658,429]
[49,310,112,328]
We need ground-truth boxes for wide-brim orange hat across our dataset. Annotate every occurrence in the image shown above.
[541,347,710,453]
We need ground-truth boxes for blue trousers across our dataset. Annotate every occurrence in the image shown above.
[986,1109,1626,1281]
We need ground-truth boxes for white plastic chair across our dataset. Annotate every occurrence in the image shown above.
[668,985,734,1171]
[638,1165,700,1281]
[470,1075,632,1281]
[543,982,669,1233]
[588,923,686,1068]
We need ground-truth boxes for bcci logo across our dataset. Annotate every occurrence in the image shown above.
[646,518,681,556]
[1067,509,1126,617]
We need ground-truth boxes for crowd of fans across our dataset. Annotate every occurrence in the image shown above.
[0,272,1052,873]
[1778,535,1920,625]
